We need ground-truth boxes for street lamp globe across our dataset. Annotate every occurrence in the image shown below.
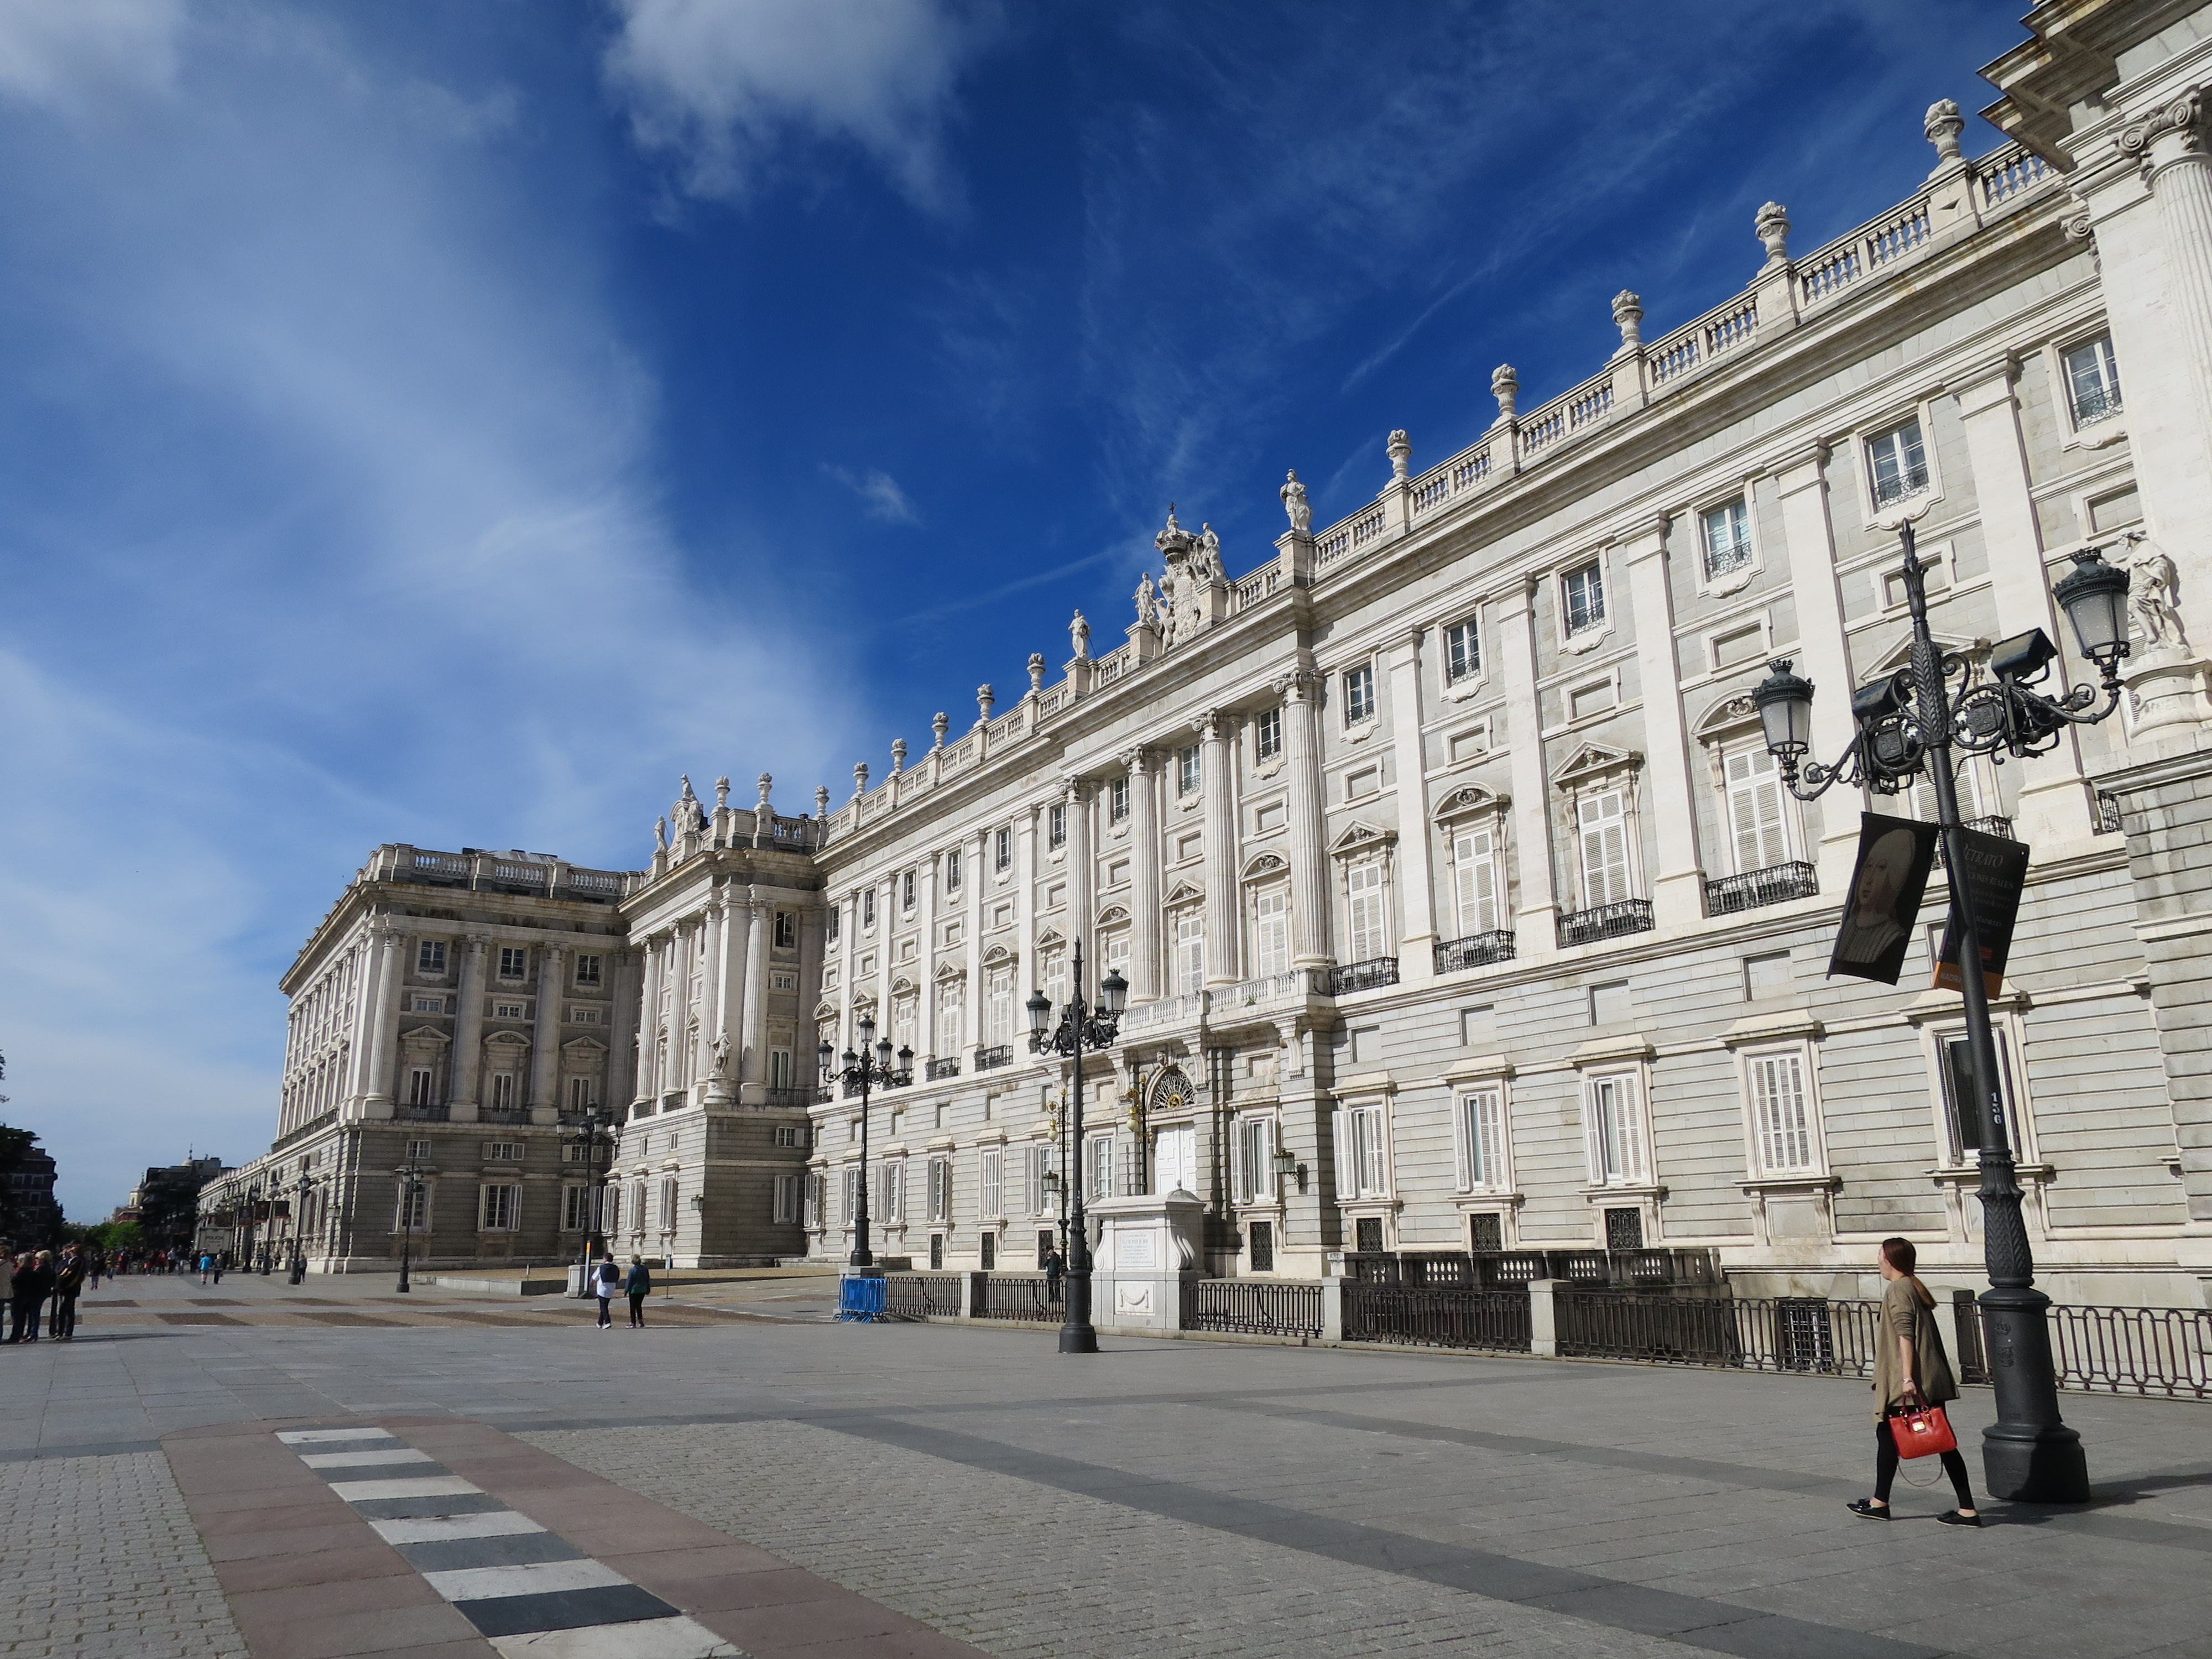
[857,1011,877,1045]
[1025,988,1052,1039]
[817,1039,834,1078]
[874,1034,894,1071]
[2052,549,2132,666]
[1099,968,1129,1017]
[1753,659,1815,758]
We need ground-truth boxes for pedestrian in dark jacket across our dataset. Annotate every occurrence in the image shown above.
[50,1248,87,1340]
[9,1252,56,1344]
[593,1257,621,1329]
[625,1256,651,1328]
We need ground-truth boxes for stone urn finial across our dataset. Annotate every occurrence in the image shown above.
[756,772,771,807]
[714,775,731,811]
[1611,290,1644,354]
[813,784,830,818]
[976,684,995,724]
[1756,202,1791,269]
[932,709,950,747]
[1490,364,1519,424]
[1387,429,1412,482]
[890,738,907,774]
[1924,98,1965,168]
[1028,651,1047,693]
[852,761,869,797]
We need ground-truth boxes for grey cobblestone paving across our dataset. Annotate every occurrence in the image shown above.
[533,1420,1717,1659]
[0,1451,246,1658]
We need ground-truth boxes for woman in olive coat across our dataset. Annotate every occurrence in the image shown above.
[1850,1237,1979,1526]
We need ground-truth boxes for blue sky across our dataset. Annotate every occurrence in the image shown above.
[0,0,2026,1219]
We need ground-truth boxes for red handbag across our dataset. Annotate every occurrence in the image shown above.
[1892,1403,1957,1458]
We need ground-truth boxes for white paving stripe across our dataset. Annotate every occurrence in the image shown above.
[327,1474,483,1501]
[423,1558,632,1601]
[485,1616,741,1658]
[300,1448,436,1469]
[276,1427,399,1445]
[371,1511,549,1545]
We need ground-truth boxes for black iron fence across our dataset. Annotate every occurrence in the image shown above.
[1344,1285,1532,1352]
[882,1274,963,1319]
[1558,1293,1886,1373]
[2002,1301,2210,1400]
[1342,1248,1721,1289]
[1704,860,1818,917]
[1557,899,1655,948]
[975,1274,1057,1323]
[1185,1279,1323,1338]
[1328,957,1401,994]
[1434,931,1516,973]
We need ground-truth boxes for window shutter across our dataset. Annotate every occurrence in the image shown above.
[1331,1109,1354,1199]
[1452,1096,1474,1193]
[1581,1081,1608,1185]
[1228,1121,1246,1206]
[1357,1108,1386,1198]
[1479,1092,1505,1190]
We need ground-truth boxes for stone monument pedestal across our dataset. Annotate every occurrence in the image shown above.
[1089,1188,1204,1335]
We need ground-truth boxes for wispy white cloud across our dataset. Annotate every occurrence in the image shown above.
[0,3,853,1217]
[821,462,921,524]
[603,0,993,213]
[0,0,183,116]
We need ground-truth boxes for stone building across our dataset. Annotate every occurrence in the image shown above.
[203,846,651,1271]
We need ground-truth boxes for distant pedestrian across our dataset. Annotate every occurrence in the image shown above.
[625,1256,651,1328]
[50,1248,86,1341]
[1850,1237,1979,1527]
[197,1253,212,1286]
[9,1252,55,1344]
[593,1256,620,1329]
[0,1254,13,1322]
[211,1254,225,1285]
[1042,1246,1065,1302]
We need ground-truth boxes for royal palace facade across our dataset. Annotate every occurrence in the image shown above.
[212,1,2212,1308]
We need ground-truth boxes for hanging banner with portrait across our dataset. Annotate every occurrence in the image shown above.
[1827,812,1942,985]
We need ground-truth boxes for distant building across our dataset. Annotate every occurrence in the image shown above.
[2,1138,61,1249]
[129,1155,229,1249]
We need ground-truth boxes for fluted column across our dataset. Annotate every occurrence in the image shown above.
[1280,672,1333,968]
[635,936,664,1106]
[1496,585,1558,954]
[1624,519,1703,931]
[708,894,743,1103]
[741,897,771,1095]
[1772,444,1864,892]
[1385,629,1436,979]
[530,944,565,1121]
[1202,712,1241,986]
[1125,749,1164,1000]
[448,935,487,1121]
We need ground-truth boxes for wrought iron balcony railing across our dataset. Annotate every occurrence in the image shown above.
[1557,899,1655,948]
[1434,931,1516,973]
[974,1045,1014,1072]
[1328,957,1401,995]
[925,1057,961,1082]
[1703,860,1818,917]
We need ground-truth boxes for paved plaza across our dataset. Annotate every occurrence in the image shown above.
[3,1271,2208,1659]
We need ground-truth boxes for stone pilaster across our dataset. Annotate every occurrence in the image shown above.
[1126,748,1164,1001]
[1202,712,1241,987]
[742,896,772,1098]
[1496,583,1558,954]
[1771,443,1865,891]
[1386,628,1436,978]
[1280,672,1332,968]
[1624,519,1704,930]
[448,935,487,1121]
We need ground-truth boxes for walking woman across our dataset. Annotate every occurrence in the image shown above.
[592,1256,621,1330]
[1850,1237,1980,1526]
[625,1255,651,1328]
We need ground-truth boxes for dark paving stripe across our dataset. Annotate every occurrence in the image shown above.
[314,1459,455,1484]
[187,1298,248,1306]
[0,1439,164,1463]
[452,1582,680,1637]
[294,1311,410,1327]
[156,1312,249,1325]
[819,1413,1943,1659]
[398,1531,587,1573]
[427,1311,545,1327]
[350,1490,514,1520]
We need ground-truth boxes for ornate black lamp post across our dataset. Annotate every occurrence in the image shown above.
[564,1106,619,1287]
[1753,523,2129,1504]
[394,1148,428,1295]
[817,1011,912,1268]
[287,1171,319,1285]
[1025,940,1128,1354]
[240,1182,261,1277]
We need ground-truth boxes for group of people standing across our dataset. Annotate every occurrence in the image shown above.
[4,1244,93,1343]
[590,1255,653,1328]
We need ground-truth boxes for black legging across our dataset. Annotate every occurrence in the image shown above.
[1876,1417,1974,1509]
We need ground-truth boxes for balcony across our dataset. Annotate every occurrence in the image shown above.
[1704,861,1818,917]
[925,1057,961,1082]
[2072,385,2121,427]
[1328,957,1400,995]
[813,1084,834,1104]
[396,1103,448,1123]
[1557,899,1655,948]
[974,1045,1014,1072]
[1435,931,1515,973]
[763,1087,812,1109]
[1872,462,1929,506]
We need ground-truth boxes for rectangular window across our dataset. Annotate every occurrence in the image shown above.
[483,1141,524,1161]
[1048,803,1067,848]
[773,1174,802,1225]
[1583,1073,1647,1184]
[1588,980,1630,1026]
[1173,911,1206,995]
[928,1156,952,1222]
[1332,1104,1388,1198]
[1747,1050,1817,1173]
[561,1184,591,1231]
[900,872,915,911]
[498,947,528,979]
[827,905,842,943]
[946,846,963,892]
[1576,790,1631,907]
[1562,560,1606,635]
[985,969,1014,1050]
[1725,748,1790,872]
[408,1068,435,1107]
[1445,620,1480,684]
[574,954,601,987]
[406,1139,432,1162]
[1456,1089,1506,1190]
[1178,744,1202,795]
[1253,707,1282,761]
[1087,1133,1115,1201]
[935,980,964,1055]
[1867,418,1928,505]
[995,828,1013,872]
[2064,336,2121,426]
[877,1160,905,1223]
[395,1182,429,1232]
[1342,664,1376,725]
[980,1149,1003,1218]
[1347,860,1388,962]
[417,940,447,975]
[1024,1144,1052,1214]
[1700,498,1753,578]
[568,1005,601,1025]
[1251,887,1290,978]
[604,1184,623,1235]
[479,1183,521,1232]
[1100,775,1126,824]
[490,1073,517,1110]
[862,889,877,928]
[1233,1115,1274,1204]
[769,1048,792,1089]
[1938,1031,2017,1163]
[774,911,797,950]
[1103,931,1130,993]
[411,996,445,1014]
[1451,827,1499,937]
[567,1077,594,1110]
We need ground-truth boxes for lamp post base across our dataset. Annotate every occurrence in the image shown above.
[1978,1287,2091,1503]
[1057,1324,1099,1354]
[1982,1423,2089,1505]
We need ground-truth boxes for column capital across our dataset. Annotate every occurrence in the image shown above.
[1198,708,1239,742]
[1116,745,1157,774]
[1272,666,1321,702]
[2119,87,2208,181]
[1768,439,1833,496]
[1952,356,2025,417]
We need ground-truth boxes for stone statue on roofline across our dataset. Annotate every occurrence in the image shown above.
[1194,523,1225,584]
[1133,571,1159,630]
[1281,468,1311,533]
[1070,609,1091,660]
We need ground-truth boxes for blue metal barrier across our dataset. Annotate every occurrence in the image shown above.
[837,1274,887,1322]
